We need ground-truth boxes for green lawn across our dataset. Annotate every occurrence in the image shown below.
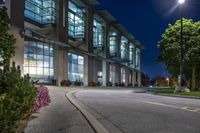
[148,88,200,98]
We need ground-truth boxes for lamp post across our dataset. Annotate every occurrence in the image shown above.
[166,77,169,87]
[175,0,190,92]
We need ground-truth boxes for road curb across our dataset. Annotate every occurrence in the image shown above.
[66,90,110,133]
[146,92,200,99]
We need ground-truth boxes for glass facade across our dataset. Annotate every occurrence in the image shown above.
[25,0,55,24]
[136,48,140,70]
[0,0,5,4]
[68,53,84,83]
[120,36,128,59]
[129,44,135,67]
[24,41,54,83]
[93,19,104,48]
[68,1,85,39]
[121,68,126,83]
[109,32,117,56]
[109,65,116,84]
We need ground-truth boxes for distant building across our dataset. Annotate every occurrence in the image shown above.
[2,0,143,86]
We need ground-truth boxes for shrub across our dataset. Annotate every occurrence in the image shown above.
[60,80,72,86]
[107,82,113,87]
[128,83,133,87]
[34,85,51,111]
[119,82,125,87]
[88,81,94,87]
[115,83,119,87]
[88,81,101,87]
[96,81,101,87]
[74,80,82,86]
[0,63,36,133]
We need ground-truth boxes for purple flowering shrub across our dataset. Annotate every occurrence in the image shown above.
[34,86,51,111]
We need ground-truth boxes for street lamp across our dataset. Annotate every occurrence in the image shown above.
[178,0,185,4]
[175,0,190,93]
[166,77,169,87]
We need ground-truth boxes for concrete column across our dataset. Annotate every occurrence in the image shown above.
[10,0,24,28]
[101,22,110,86]
[85,7,94,86]
[84,55,89,86]
[64,49,68,80]
[54,46,67,86]
[57,0,68,43]
[86,8,94,53]
[132,70,136,86]
[116,65,121,84]
[87,56,94,84]
[137,72,142,87]
[102,61,109,86]
[93,58,97,81]
[11,26,25,75]
[7,0,25,75]
[125,69,129,86]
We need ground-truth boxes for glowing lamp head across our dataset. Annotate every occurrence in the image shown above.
[178,0,185,4]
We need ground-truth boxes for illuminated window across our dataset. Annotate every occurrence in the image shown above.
[0,0,5,4]
[129,44,135,68]
[97,71,102,83]
[68,53,84,83]
[68,1,85,39]
[93,19,104,48]
[25,0,55,24]
[109,32,117,56]
[24,41,54,83]
[136,48,140,70]
[120,36,128,59]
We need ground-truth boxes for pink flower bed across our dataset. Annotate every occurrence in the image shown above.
[34,86,51,111]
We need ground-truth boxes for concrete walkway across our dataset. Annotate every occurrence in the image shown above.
[25,86,94,133]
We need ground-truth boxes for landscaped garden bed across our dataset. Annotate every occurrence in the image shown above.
[148,88,200,98]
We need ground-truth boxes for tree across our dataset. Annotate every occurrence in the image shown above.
[0,7,16,70]
[141,72,150,86]
[157,18,200,90]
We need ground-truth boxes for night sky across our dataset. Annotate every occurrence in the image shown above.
[97,0,200,78]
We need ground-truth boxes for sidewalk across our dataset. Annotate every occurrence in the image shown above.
[25,86,94,133]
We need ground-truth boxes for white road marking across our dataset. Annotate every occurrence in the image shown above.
[140,101,200,114]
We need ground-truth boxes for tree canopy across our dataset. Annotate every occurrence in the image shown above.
[157,18,200,90]
[0,7,16,69]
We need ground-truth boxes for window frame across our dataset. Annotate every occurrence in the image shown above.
[68,1,86,39]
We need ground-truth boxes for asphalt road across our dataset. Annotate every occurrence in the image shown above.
[75,89,200,133]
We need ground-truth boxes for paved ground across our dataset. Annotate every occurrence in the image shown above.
[75,89,200,133]
[25,87,94,133]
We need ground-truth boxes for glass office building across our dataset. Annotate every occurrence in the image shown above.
[68,53,84,83]
[93,19,104,48]
[7,0,142,86]
[24,41,54,83]
[25,0,55,24]
[68,1,85,39]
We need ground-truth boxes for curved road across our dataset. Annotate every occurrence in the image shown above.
[75,89,200,133]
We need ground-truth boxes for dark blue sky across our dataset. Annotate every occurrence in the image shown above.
[97,0,200,78]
